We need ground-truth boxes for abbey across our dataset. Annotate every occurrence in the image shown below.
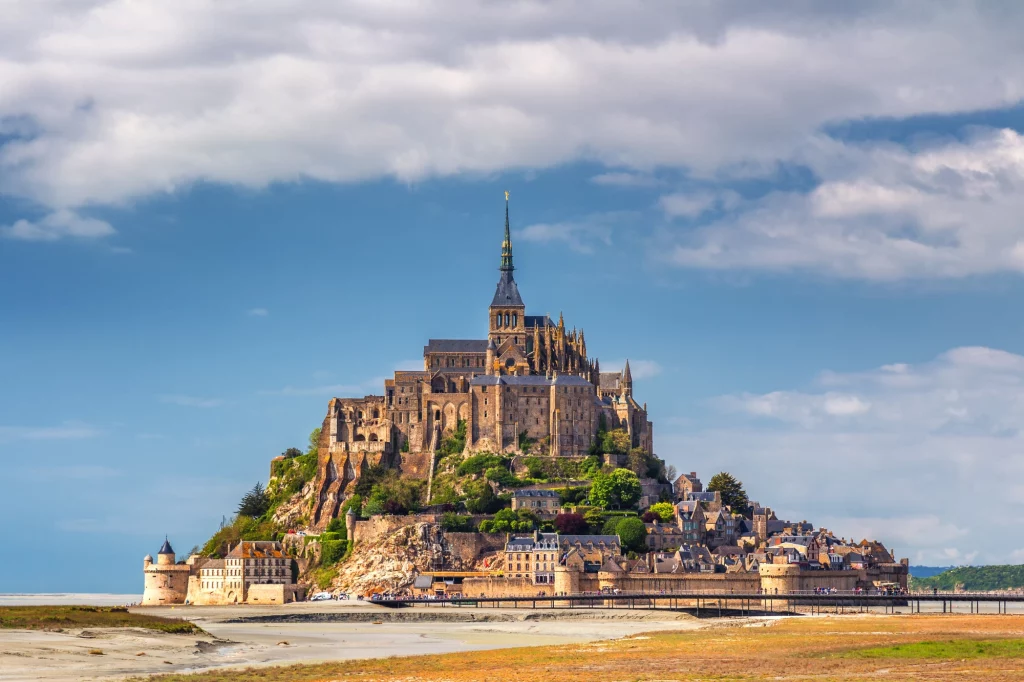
[313,198,653,523]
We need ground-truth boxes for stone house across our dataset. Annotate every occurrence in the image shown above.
[673,471,702,500]
[511,488,562,515]
[645,519,684,551]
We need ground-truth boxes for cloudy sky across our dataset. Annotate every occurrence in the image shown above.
[3,1,1024,591]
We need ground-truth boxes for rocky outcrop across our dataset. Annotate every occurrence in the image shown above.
[329,523,433,595]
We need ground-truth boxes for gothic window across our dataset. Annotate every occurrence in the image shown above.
[504,313,510,326]
[358,410,363,419]
[512,313,518,327]
[495,314,501,327]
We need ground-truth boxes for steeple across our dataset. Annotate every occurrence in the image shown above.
[501,190,513,272]
[490,191,524,308]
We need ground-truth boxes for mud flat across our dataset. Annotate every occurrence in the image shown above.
[0,603,725,681]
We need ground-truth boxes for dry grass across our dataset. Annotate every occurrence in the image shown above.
[0,605,201,634]
[139,614,1024,682]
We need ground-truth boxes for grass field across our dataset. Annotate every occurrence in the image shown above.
[0,605,201,634]
[132,614,1024,682]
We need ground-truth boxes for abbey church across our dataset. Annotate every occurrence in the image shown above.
[313,197,654,524]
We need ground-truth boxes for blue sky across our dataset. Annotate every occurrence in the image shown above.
[4,2,1024,592]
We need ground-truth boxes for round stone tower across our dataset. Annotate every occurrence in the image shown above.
[141,537,190,605]
[345,507,357,543]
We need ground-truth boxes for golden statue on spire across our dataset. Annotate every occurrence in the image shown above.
[505,190,509,202]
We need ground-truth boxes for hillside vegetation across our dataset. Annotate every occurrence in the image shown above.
[910,565,1024,592]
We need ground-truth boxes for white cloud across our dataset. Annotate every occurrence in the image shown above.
[660,191,740,219]
[0,422,103,440]
[665,129,1024,279]
[0,209,114,241]
[518,211,634,253]
[666,346,1024,564]
[246,307,269,317]
[3,2,1024,213]
[158,394,224,408]
[591,171,663,188]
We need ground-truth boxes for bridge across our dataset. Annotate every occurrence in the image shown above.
[372,591,1024,616]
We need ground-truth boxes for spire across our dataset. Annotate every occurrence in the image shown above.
[623,359,632,382]
[501,190,513,272]
[491,191,524,308]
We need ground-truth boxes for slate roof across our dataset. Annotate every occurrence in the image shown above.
[491,271,524,307]
[424,339,488,354]
[513,488,560,498]
[525,315,553,328]
[158,538,175,555]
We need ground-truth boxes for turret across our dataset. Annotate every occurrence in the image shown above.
[622,359,633,395]
[157,537,175,566]
[486,338,496,376]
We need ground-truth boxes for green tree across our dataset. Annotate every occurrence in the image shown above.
[601,429,631,455]
[281,447,303,459]
[464,480,503,514]
[615,516,648,553]
[601,517,622,536]
[237,482,270,518]
[307,427,322,454]
[647,501,675,523]
[706,472,750,515]
[589,469,642,509]
[437,419,467,457]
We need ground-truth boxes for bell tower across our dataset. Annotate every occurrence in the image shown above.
[488,192,527,373]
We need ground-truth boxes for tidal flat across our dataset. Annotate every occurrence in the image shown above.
[1,604,1022,681]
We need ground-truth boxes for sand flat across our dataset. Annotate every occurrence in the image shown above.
[0,604,714,681]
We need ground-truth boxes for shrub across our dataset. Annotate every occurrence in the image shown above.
[642,511,659,522]
[558,486,589,506]
[325,517,345,534]
[464,480,503,514]
[457,452,507,476]
[321,539,347,565]
[437,420,467,457]
[440,512,473,532]
[554,512,587,534]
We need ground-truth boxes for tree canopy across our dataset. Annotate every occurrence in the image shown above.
[237,482,271,518]
[589,468,642,509]
[706,472,750,515]
[647,501,675,523]
[615,516,648,553]
[554,512,587,534]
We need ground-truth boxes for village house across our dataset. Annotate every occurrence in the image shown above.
[511,488,562,515]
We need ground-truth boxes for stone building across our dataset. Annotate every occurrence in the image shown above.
[141,538,189,605]
[186,540,302,605]
[313,197,655,525]
[510,488,562,515]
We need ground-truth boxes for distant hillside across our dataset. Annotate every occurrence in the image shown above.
[909,566,955,579]
[910,565,1024,592]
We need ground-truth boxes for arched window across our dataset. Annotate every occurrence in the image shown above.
[372,408,380,419]
[512,313,517,327]
[357,410,363,419]
[368,433,378,442]
[434,409,441,421]
[504,313,510,326]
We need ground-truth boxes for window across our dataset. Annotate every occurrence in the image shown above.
[504,313,510,326]
[512,313,518,327]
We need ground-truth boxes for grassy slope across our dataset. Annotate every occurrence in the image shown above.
[0,606,200,633]
[135,614,1024,682]
[911,565,1024,591]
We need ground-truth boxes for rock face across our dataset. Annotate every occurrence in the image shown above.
[330,523,433,595]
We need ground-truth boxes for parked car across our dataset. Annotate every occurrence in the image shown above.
[335,593,349,600]
[310,592,332,601]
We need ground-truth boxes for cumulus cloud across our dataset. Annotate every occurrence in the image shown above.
[666,346,1024,564]
[3,2,1024,213]
[665,129,1024,279]
[0,209,114,241]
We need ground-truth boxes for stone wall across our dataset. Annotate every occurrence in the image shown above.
[759,564,860,594]
[447,532,506,568]
[600,572,760,594]
[397,451,434,479]
[462,576,544,598]
[351,514,440,546]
